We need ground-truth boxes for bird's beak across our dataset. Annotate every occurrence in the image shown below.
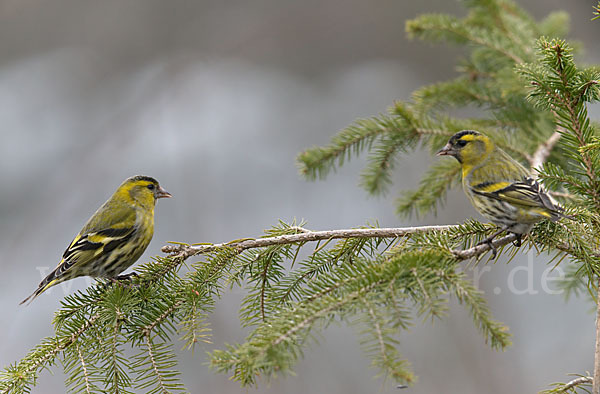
[156,185,172,198]
[437,143,455,157]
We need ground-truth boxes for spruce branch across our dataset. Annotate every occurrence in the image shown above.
[208,227,513,386]
[522,38,600,206]
[299,1,561,219]
[132,337,184,394]
[75,343,92,394]
[406,14,524,63]
[1,312,101,394]
[451,233,519,260]
[566,376,594,392]
[142,299,184,336]
[108,315,123,392]
[367,304,390,369]
[297,114,396,181]
[164,224,579,267]
[530,130,562,173]
[441,267,511,349]
[595,278,600,394]
[274,281,379,348]
[359,300,414,382]
[543,375,593,393]
[5,217,590,392]
[144,335,168,394]
[396,159,462,218]
[161,225,458,259]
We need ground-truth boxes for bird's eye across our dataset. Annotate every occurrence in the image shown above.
[147,184,155,190]
[456,139,468,147]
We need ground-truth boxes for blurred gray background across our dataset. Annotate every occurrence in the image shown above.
[1,0,599,393]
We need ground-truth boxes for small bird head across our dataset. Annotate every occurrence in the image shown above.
[119,175,172,209]
[437,130,493,165]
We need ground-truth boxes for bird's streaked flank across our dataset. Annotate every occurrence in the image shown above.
[438,130,570,257]
[20,175,171,305]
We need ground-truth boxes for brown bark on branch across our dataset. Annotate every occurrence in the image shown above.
[162,225,517,262]
[529,130,562,174]
[561,376,593,392]
[161,225,458,259]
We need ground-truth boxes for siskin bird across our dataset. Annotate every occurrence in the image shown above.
[20,175,171,305]
[437,130,568,256]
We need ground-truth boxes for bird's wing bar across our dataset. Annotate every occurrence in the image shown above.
[471,177,562,212]
[58,226,136,272]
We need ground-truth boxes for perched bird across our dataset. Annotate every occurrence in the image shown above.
[437,130,568,256]
[20,175,171,305]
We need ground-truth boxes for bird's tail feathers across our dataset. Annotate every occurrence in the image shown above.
[557,211,576,221]
[19,270,61,306]
[549,206,576,222]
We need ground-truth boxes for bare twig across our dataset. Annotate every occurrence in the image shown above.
[548,191,576,200]
[561,376,593,392]
[162,225,529,264]
[451,233,518,260]
[555,243,600,258]
[530,130,562,174]
[162,225,458,259]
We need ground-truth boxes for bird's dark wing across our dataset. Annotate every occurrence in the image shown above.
[471,177,564,217]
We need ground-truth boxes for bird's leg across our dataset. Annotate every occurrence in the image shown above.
[476,226,509,259]
[512,233,522,247]
[114,272,138,281]
[109,272,140,288]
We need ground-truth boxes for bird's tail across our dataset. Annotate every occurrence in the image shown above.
[550,207,576,222]
[20,268,61,305]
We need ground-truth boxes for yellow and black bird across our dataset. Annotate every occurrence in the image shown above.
[20,175,171,305]
[438,130,569,255]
